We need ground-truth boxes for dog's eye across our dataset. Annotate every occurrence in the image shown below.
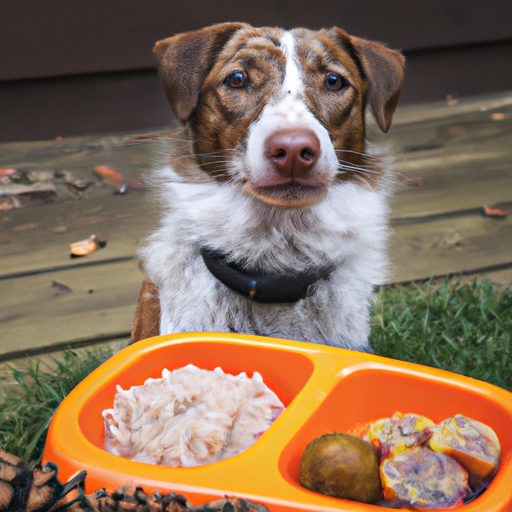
[225,71,247,88]
[325,73,346,90]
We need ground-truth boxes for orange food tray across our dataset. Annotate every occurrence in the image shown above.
[43,333,512,512]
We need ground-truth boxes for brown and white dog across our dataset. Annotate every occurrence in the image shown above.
[132,22,404,352]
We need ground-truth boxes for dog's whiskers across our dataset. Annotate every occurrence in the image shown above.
[195,160,234,167]
[335,148,386,162]
[169,151,239,166]
[337,162,380,173]
[350,173,373,188]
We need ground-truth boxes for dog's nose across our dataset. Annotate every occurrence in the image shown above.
[265,129,320,180]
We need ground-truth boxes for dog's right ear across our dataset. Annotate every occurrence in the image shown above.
[154,23,247,123]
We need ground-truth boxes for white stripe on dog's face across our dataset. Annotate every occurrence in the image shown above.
[243,31,339,207]
[279,31,303,96]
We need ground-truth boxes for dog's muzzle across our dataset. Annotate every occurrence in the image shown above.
[200,247,334,304]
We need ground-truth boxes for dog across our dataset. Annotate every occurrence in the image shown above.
[132,22,404,352]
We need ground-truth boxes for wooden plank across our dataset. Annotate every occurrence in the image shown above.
[391,92,512,126]
[2,212,510,357]
[0,260,142,357]
[385,97,512,217]
[390,156,512,219]
[389,213,512,283]
[2,96,511,279]
[2,208,511,356]
[0,192,157,277]
[470,268,512,286]
[0,134,169,189]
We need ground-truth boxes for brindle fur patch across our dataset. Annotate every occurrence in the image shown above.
[192,28,285,180]
[293,28,377,187]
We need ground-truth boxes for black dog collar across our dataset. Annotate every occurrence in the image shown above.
[200,247,333,304]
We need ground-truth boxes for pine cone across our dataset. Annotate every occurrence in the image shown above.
[0,450,85,512]
[193,497,272,512]
[60,486,192,512]
[58,488,272,512]
[1,450,272,512]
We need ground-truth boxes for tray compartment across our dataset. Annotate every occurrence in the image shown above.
[77,338,315,452]
[279,363,512,511]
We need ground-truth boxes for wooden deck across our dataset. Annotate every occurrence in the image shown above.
[1,92,511,361]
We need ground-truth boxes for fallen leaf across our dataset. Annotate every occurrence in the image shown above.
[94,165,123,187]
[52,280,73,293]
[0,197,21,210]
[70,179,94,190]
[13,223,39,231]
[483,205,507,217]
[446,94,459,106]
[70,234,107,257]
[28,170,54,183]
[54,170,74,181]
[490,113,505,121]
[113,177,146,195]
[448,125,466,135]
[126,132,174,143]
[0,183,57,199]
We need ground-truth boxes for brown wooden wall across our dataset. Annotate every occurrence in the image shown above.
[1,0,511,141]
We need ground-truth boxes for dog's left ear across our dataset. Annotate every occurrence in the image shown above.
[323,28,405,133]
[351,36,405,133]
[154,22,248,122]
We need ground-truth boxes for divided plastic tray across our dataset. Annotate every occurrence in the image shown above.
[43,333,512,511]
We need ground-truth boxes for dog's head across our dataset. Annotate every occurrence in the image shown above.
[154,23,404,208]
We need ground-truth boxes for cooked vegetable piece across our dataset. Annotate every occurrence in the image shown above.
[380,447,469,509]
[358,412,434,459]
[300,433,381,504]
[427,415,501,491]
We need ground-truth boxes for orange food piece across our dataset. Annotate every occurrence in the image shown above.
[427,415,501,491]
[357,412,434,459]
[380,447,469,509]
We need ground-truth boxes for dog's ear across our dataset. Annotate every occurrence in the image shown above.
[323,28,405,133]
[154,23,247,122]
[351,36,405,133]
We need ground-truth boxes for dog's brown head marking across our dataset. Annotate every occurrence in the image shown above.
[154,23,404,206]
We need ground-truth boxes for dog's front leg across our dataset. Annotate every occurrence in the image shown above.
[131,279,161,343]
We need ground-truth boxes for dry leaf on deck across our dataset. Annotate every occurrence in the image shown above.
[0,168,16,178]
[482,205,507,217]
[0,197,21,210]
[94,165,123,188]
[71,179,94,190]
[70,234,107,257]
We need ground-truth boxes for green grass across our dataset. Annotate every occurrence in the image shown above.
[370,278,512,391]
[0,346,115,465]
[1,278,511,466]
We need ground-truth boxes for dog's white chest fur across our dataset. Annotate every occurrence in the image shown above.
[137,25,404,351]
[141,174,391,351]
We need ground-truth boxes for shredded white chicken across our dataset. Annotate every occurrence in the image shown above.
[102,364,285,467]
